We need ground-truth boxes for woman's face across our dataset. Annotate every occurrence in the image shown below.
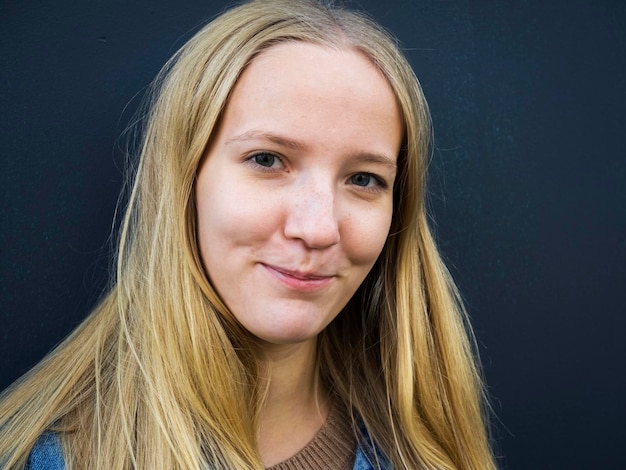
[196,42,402,345]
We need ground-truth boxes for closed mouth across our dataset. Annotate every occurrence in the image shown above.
[261,263,335,291]
[270,265,333,280]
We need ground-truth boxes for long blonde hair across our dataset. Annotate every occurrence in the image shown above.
[0,1,495,468]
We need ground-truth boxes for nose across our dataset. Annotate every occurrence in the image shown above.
[283,180,340,249]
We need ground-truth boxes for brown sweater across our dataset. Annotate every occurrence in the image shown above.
[266,402,357,470]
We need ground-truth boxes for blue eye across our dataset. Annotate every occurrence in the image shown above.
[252,153,276,167]
[350,173,374,187]
[350,173,387,189]
[349,173,388,192]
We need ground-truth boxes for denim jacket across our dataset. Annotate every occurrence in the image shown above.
[26,431,392,470]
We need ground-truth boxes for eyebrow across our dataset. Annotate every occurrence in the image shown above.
[226,129,397,169]
[351,153,397,170]
[226,130,309,152]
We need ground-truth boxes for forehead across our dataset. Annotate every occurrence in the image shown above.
[237,41,393,102]
[214,41,402,156]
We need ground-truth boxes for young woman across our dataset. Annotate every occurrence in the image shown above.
[0,0,496,468]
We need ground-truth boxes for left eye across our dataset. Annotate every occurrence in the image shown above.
[350,173,376,187]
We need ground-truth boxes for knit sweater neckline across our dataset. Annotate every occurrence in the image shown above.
[265,400,357,470]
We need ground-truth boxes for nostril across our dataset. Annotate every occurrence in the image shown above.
[284,195,340,249]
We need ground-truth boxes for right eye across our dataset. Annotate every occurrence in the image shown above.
[248,152,283,169]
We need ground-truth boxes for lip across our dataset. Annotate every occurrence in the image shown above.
[262,264,335,292]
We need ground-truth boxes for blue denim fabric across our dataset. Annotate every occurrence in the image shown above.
[25,432,64,470]
[353,442,392,469]
[26,431,392,469]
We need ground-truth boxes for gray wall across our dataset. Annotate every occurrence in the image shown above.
[2,1,625,468]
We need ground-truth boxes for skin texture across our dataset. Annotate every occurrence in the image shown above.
[195,42,402,465]
[197,42,402,347]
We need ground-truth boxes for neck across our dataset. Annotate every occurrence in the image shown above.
[257,339,331,466]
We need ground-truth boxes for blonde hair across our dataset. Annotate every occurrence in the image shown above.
[0,0,496,468]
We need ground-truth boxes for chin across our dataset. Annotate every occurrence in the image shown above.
[237,300,340,346]
[249,321,327,346]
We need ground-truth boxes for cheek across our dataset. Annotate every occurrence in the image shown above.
[342,205,393,267]
[196,181,280,260]
[196,177,235,267]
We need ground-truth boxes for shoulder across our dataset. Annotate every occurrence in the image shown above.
[23,428,387,470]
[354,443,393,470]
[353,424,393,470]
[25,432,65,470]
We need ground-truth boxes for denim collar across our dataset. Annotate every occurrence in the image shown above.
[27,429,393,470]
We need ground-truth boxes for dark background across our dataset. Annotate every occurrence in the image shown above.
[1,1,625,468]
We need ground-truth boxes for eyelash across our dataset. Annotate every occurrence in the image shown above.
[245,152,285,171]
[350,173,388,192]
[245,152,388,192]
